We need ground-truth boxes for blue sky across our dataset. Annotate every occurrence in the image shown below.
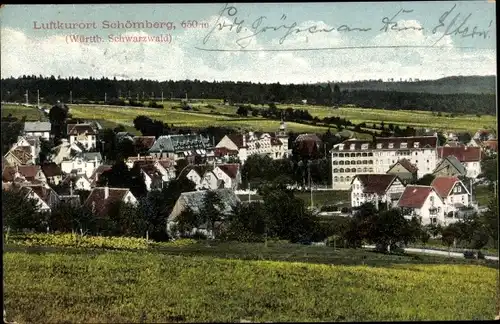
[0,2,496,83]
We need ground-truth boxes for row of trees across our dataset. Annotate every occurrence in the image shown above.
[2,76,495,115]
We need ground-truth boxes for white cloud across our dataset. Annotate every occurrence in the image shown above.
[0,18,496,84]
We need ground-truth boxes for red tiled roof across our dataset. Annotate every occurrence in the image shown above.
[482,140,498,152]
[437,146,482,162]
[333,136,438,151]
[354,174,398,195]
[431,176,461,198]
[397,185,434,208]
[217,164,240,179]
[67,124,97,136]
[41,163,63,177]
[2,165,41,182]
[84,187,133,217]
[133,136,156,150]
[214,147,239,157]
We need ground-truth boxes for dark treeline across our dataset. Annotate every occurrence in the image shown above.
[1,75,495,115]
[319,75,496,95]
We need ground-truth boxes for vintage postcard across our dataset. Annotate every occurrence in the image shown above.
[1,2,498,323]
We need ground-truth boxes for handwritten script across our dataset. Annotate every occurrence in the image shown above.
[200,3,493,51]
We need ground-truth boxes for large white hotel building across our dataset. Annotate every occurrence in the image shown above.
[330,135,439,190]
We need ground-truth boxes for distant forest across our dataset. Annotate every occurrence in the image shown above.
[1,75,496,115]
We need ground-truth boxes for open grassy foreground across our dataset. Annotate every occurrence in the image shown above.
[3,234,498,323]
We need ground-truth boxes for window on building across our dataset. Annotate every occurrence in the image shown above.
[350,153,356,157]
[339,168,344,173]
[369,160,373,164]
[363,167,367,172]
[334,176,339,181]
[340,176,344,182]
[357,160,362,165]
[339,160,344,165]
[362,160,367,164]
[369,168,374,172]
[457,186,461,193]
[361,144,368,150]
[357,168,362,173]
[401,143,407,148]
[350,144,355,150]
[333,161,338,165]
[345,161,350,165]
[356,153,361,157]
[339,153,344,157]
[332,153,338,157]
[431,217,437,224]
[346,176,351,182]
[388,143,394,149]
[414,142,420,148]
[376,144,382,149]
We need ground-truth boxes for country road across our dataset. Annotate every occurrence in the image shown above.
[363,245,499,261]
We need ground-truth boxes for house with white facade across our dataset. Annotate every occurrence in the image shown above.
[23,121,51,140]
[350,174,405,209]
[61,174,92,192]
[437,146,482,179]
[213,164,242,190]
[60,152,102,178]
[50,139,85,165]
[67,123,98,151]
[397,185,446,226]
[331,136,439,190]
[126,156,176,182]
[216,122,289,164]
[177,164,214,190]
[430,176,473,223]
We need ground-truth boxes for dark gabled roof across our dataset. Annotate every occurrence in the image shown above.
[89,165,113,185]
[67,123,97,136]
[41,163,63,177]
[294,133,322,143]
[133,136,156,150]
[83,187,134,217]
[352,174,399,195]
[169,188,241,219]
[388,158,418,173]
[216,164,240,179]
[149,134,210,153]
[227,134,245,148]
[434,155,467,175]
[437,146,482,162]
[332,136,438,151]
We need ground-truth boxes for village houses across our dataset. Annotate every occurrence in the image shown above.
[437,146,482,179]
[430,176,474,222]
[397,185,446,226]
[331,136,439,190]
[350,174,405,209]
[84,186,138,218]
[215,122,289,164]
[23,121,51,140]
[67,123,98,151]
[60,152,103,178]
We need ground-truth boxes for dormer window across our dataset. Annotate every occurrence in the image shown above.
[376,143,382,149]
[338,144,344,150]
[388,143,394,149]
[414,142,420,148]
[401,143,407,149]
[350,144,355,150]
[361,144,368,150]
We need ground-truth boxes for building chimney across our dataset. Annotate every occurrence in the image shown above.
[104,185,109,199]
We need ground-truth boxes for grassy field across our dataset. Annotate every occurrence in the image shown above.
[3,236,498,323]
[1,104,48,121]
[238,190,350,208]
